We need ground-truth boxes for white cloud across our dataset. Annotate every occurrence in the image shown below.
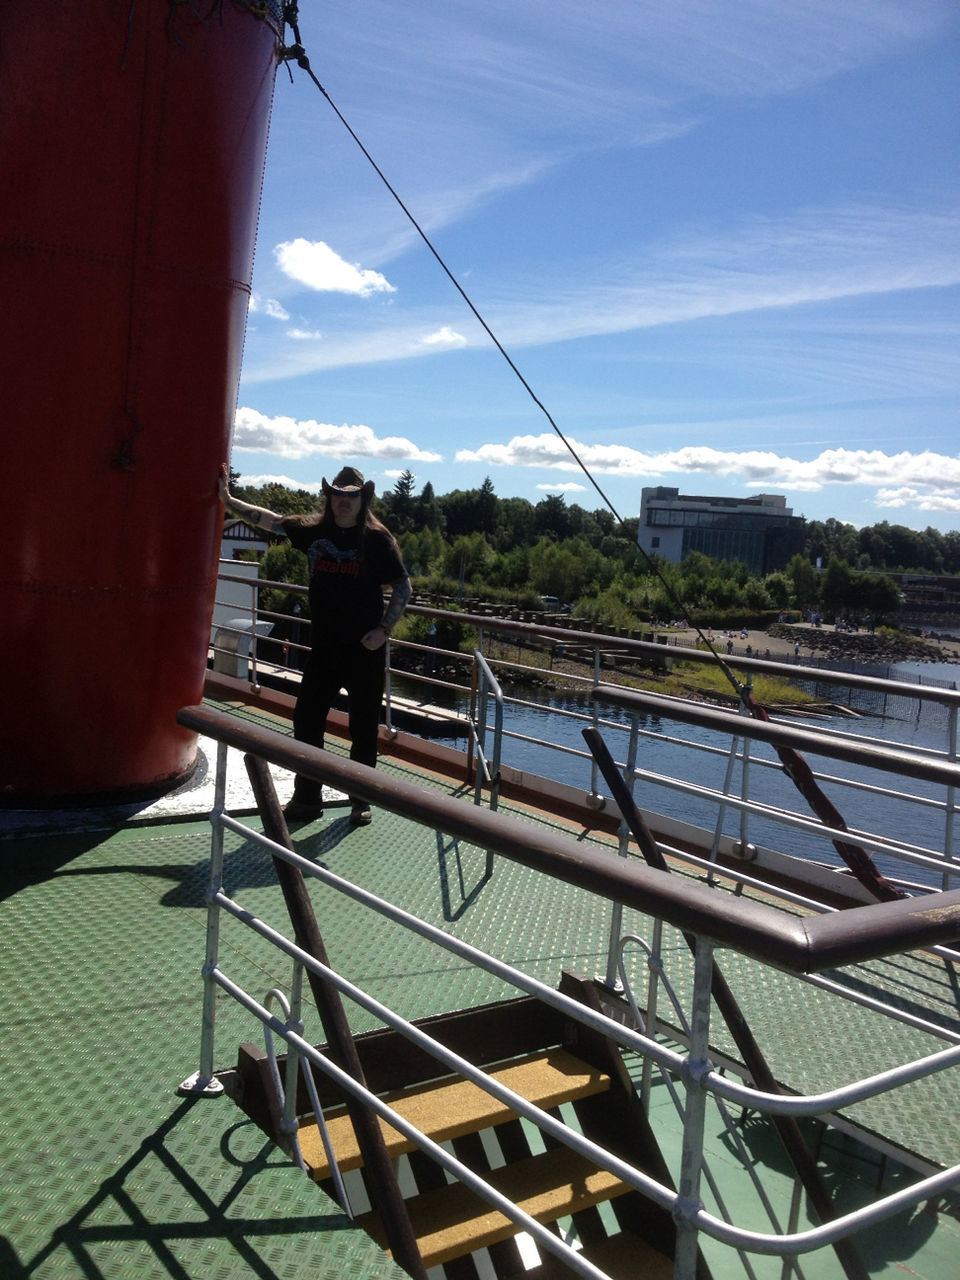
[876,486,960,513]
[231,472,324,494]
[422,325,467,348]
[233,406,442,462]
[248,295,291,320]
[274,239,395,296]
[537,481,587,493]
[287,327,325,341]
[457,436,960,502]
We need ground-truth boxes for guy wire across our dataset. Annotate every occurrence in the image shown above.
[278,11,907,903]
[280,19,745,700]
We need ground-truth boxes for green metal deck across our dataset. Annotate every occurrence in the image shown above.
[1,699,958,1279]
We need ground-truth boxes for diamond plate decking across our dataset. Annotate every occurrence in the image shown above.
[1,697,958,1279]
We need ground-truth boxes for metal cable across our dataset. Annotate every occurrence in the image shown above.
[275,8,906,899]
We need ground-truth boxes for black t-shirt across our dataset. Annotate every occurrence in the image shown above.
[281,519,406,644]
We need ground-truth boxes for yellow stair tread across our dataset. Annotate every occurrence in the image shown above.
[299,1047,610,1179]
[513,1231,674,1280]
[357,1144,632,1269]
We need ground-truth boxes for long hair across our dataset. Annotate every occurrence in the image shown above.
[283,493,400,552]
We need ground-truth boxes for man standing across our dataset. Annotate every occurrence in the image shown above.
[219,465,410,825]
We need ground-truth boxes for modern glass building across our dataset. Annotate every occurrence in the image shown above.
[637,486,805,574]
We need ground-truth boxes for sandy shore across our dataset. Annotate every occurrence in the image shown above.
[669,622,960,666]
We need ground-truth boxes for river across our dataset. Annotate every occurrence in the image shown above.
[396,659,960,892]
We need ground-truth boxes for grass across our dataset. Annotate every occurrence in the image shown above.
[480,638,816,708]
[662,660,814,706]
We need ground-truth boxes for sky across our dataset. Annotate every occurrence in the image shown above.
[232,0,960,534]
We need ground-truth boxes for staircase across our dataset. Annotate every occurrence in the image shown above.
[223,977,702,1279]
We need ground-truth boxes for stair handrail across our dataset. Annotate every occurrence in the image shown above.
[178,702,960,1278]
[193,797,960,1267]
[616,931,775,1280]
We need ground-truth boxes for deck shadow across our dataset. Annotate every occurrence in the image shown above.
[5,1098,355,1280]
[436,830,493,921]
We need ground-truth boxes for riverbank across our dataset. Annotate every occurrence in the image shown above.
[670,622,960,666]
[483,620,960,704]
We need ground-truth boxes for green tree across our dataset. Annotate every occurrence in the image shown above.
[384,469,417,533]
[399,526,445,576]
[591,508,616,539]
[805,517,858,566]
[529,536,600,601]
[534,494,574,541]
[235,480,317,517]
[444,531,496,582]
[414,481,445,531]
[439,488,487,539]
[854,572,903,621]
[487,542,531,589]
[493,496,536,551]
[786,554,819,611]
[820,556,854,618]
[259,541,308,615]
[477,476,498,536]
[763,572,792,609]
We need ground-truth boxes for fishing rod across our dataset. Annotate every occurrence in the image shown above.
[277,9,903,903]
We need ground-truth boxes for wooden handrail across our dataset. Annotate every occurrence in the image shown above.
[178,703,960,973]
[593,684,960,789]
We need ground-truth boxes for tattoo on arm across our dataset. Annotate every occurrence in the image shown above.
[251,508,282,534]
[382,577,411,631]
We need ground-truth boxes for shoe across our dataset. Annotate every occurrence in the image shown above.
[283,798,324,824]
[349,801,372,826]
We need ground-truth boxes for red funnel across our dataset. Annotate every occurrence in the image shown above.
[1,1,280,803]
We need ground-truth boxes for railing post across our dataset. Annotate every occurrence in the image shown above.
[383,634,395,735]
[178,739,228,1096]
[673,934,713,1279]
[638,917,664,1116]
[474,654,488,808]
[282,962,305,1146]
[488,685,503,813]
[738,674,754,860]
[249,576,261,690]
[590,642,603,801]
[603,712,640,990]
[472,648,503,811]
[943,704,957,891]
[707,729,741,885]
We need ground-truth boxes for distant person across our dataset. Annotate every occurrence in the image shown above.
[219,465,410,826]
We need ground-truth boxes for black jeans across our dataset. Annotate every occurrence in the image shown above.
[290,639,386,804]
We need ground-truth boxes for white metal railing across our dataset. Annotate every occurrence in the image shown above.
[209,565,960,909]
[209,565,960,896]
[178,711,960,1280]
[470,647,503,810]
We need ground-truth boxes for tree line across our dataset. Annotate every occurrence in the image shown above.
[228,468,957,631]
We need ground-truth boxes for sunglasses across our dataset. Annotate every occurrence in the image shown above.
[329,487,361,498]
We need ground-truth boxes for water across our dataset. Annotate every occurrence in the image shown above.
[892,658,960,687]
[396,673,958,892]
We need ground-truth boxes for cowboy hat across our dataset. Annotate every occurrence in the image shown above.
[321,466,376,501]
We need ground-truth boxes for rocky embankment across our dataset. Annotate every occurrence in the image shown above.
[768,623,954,666]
